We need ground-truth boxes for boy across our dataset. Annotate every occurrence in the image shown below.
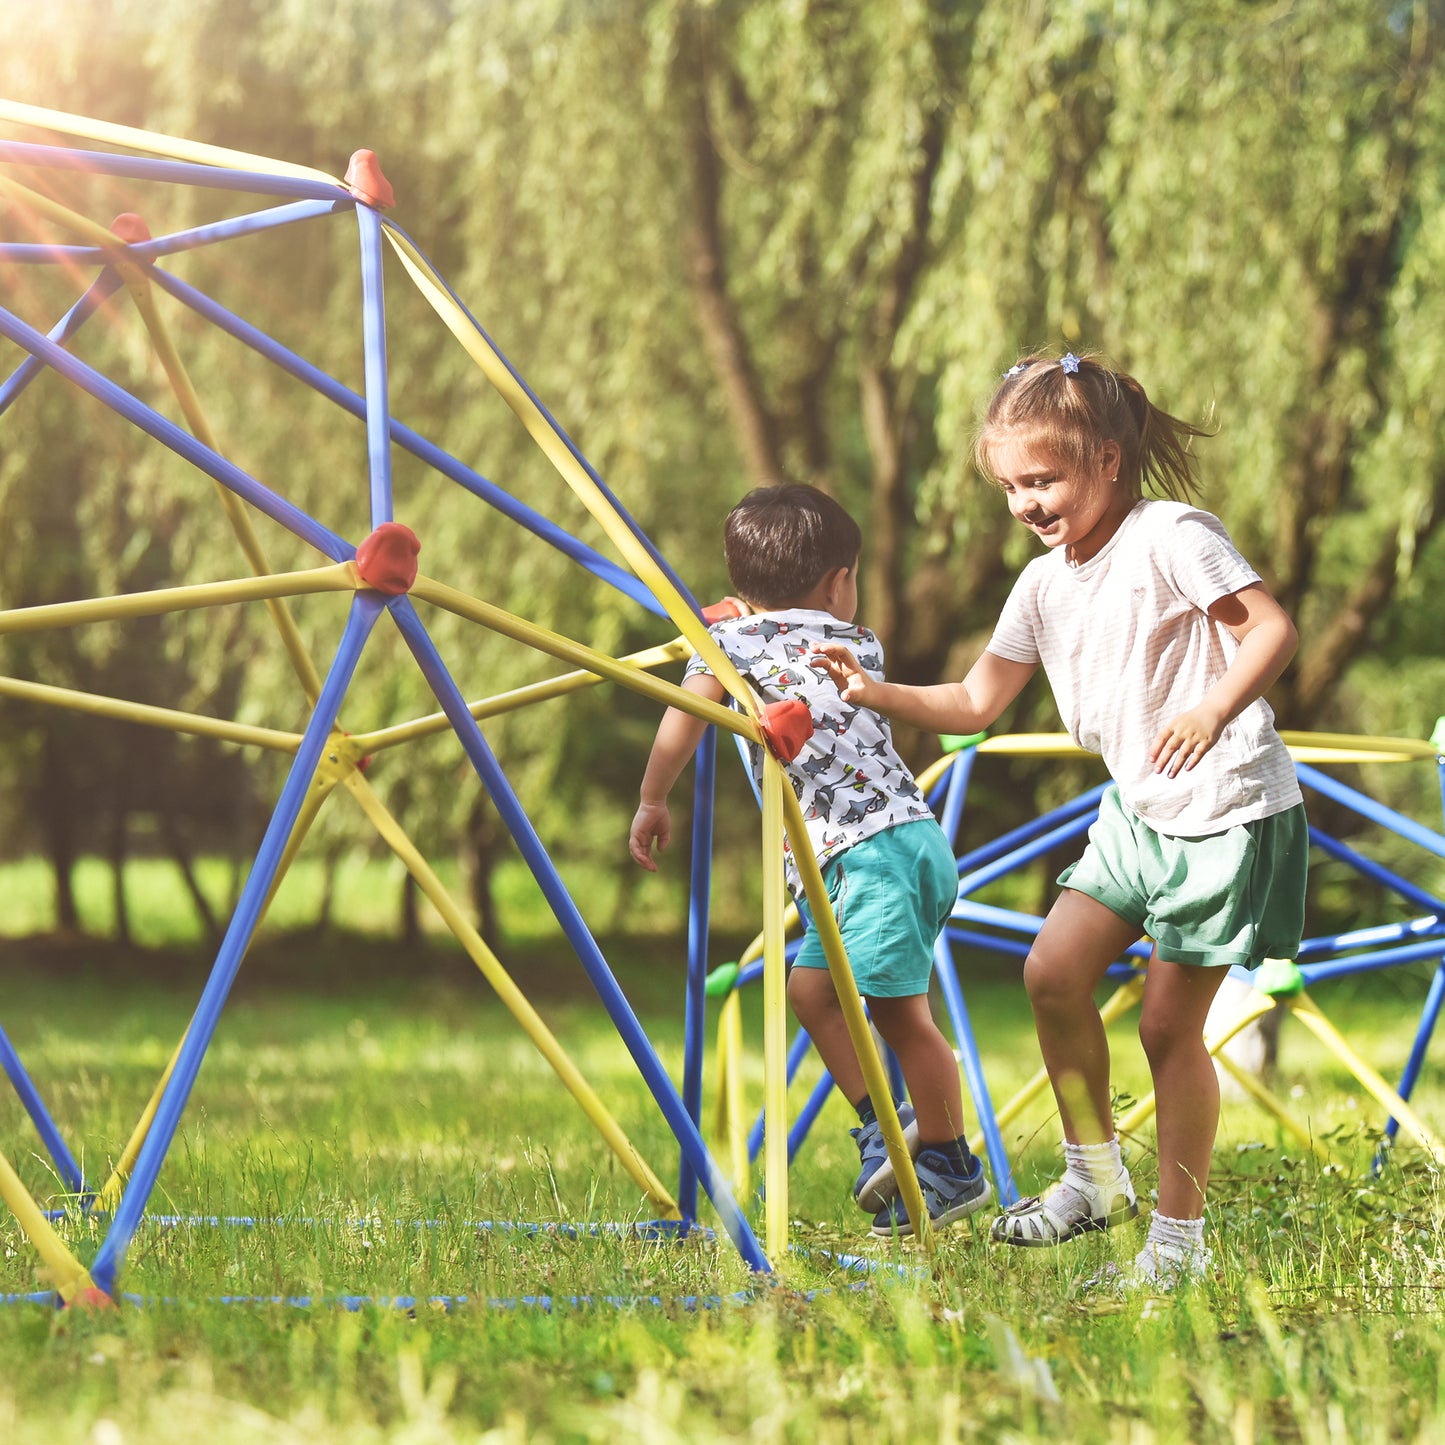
[628,483,990,1234]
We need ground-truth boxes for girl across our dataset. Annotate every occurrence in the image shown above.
[815,352,1307,1287]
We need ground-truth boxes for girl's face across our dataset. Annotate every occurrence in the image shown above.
[989,432,1127,566]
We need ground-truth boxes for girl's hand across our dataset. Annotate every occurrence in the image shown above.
[1150,706,1226,777]
[629,801,671,871]
[811,643,877,705]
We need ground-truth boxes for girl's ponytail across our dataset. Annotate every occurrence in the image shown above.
[977,352,1211,504]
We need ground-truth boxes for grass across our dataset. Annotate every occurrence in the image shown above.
[1,881,1444,1439]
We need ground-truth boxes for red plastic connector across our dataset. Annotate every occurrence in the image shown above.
[344,150,395,209]
[109,213,152,244]
[701,596,748,624]
[759,698,813,763]
[354,522,420,595]
[64,1286,117,1311]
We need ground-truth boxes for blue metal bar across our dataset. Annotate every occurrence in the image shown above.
[0,141,346,202]
[388,597,768,1270]
[748,1027,818,1162]
[952,784,1109,880]
[88,593,383,1293]
[381,218,707,620]
[145,267,661,613]
[678,726,718,1221]
[955,804,1102,897]
[936,748,976,847]
[0,301,352,562]
[0,270,124,418]
[1296,914,1444,963]
[1306,826,1445,917]
[1296,937,1445,986]
[356,207,393,527]
[787,1070,835,1164]
[0,200,338,266]
[1382,962,1445,1155]
[948,898,1155,964]
[932,937,1015,1205]
[0,1022,86,1195]
[1296,763,1445,862]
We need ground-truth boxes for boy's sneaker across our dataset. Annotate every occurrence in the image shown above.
[870,1149,993,1237]
[990,1165,1138,1248]
[850,1103,920,1212]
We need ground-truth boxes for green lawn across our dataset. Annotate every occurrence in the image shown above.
[1,924,1443,1442]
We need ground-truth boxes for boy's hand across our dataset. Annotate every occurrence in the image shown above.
[629,800,672,871]
[811,643,877,705]
[1150,705,1226,777]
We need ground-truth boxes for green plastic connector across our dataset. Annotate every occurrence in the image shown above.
[704,960,741,998]
[939,730,988,754]
[1431,716,1445,753]
[1254,956,1304,998]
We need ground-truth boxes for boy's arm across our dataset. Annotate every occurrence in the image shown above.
[812,644,1036,737]
[1150,582,1298,778]
[629,672,728,871]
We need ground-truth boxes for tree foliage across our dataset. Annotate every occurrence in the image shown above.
[2,0,1444,936]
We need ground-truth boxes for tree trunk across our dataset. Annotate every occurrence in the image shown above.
[109,806,131,946]
[157,807,223,944]
[464,797,502,954]
[40,736,80,933]
[399,870,421,947]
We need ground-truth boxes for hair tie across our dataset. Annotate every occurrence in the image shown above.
[1060,353,1081,375]
[1004,361,1031,378]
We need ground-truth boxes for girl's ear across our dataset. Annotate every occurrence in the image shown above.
[1097,439,1122,482]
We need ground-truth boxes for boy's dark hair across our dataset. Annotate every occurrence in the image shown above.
[723,484,862,610]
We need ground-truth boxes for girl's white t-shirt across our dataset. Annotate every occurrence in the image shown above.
[986,499,1302,836]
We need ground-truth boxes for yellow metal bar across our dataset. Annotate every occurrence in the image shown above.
[409,575,756,741]
[0,564,357,635]
[779,784,932,1250]
[382,224,761,722]
[1213,1053,1335,1164]
[120,275,328,704]
[339,768,678,1213]
[912,731,1442,765]
[0,1146,97,1302]
[1277,730,1440,762]
[760,758,790,1259]
[0,100,341,187]
[716,992,751,1195]
[0,172,131,251]
[350,640,692,753]
[94,1035,187,1211]
[1285,992,1445,1160]
[0,675,301,753]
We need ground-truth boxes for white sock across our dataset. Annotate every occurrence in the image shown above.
[1063,1138,1124,1184]
[1144,1213,1202,1260]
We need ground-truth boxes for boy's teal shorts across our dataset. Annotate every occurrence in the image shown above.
[1058,787,1308,969]
[794,819,957,998]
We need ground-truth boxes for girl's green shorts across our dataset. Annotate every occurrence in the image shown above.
[794,819,957,998]
[1058,787,1308,969]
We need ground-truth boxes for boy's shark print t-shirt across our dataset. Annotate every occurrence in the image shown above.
[684,608,935,896]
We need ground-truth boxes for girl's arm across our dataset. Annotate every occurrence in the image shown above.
[1150,582,1298,777]
[812,645,1036,736]
[629,672,727,870]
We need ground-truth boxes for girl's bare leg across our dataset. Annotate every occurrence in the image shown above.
[1024,889,1143,1145]
[1138,956,1231,1218]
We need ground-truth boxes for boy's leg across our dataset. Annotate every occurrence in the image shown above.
[1023,888,1142,1144]
[1137,955,1231,1218]
[866,993,964,1145]
[786,966,867,1104]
